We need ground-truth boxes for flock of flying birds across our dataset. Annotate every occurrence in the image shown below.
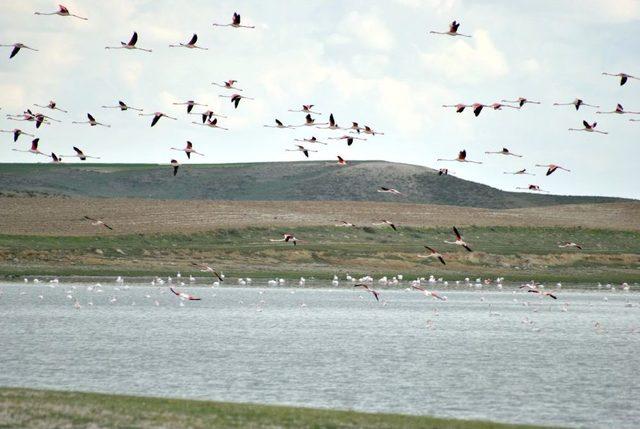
[2,7,636,302]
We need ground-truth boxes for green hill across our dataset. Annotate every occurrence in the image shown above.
[0,161,627,208]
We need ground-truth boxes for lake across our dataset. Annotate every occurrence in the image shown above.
[1,279,638,428]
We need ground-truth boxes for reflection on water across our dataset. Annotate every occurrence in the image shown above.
[0,280,639,428]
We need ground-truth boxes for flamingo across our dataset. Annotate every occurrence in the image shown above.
[50,153,63,163]
[419,246,446,265]
[559,242,582,250]
[101,101,143,111]
[170,159,180,176]
[516,184,548,193]
[485,148,522,157]
[429,21,471,37]
[528,289,557,299]
[294,136,328,145]
[442,103,469,113]
[169,34,207,50]
[288,105,322,115]
[471,103,488,117]
[1,43,38,58]
[501,97,540,108]
[438,168,451,176]
[489,102,520,111]
[219,93,253,109]
[335,155,347,166]
[193,117,228,130]
[212,12,255,29]
[34,4,87,20]
[317,113,343,130]
[34,101,67,113]
[553,98,598,110]
[596,104,639,115]
[212,80,243,91]
[12,138,48,157]
[270,233,298,246]
[444,227,472,252]
[264,119,292,129]
[503,169,534,176]
[170,287,201,301]
[328,135,366,146]
[84,216,113,230]
[354,284,380,301]
[335,220,355,227]
[7,110,54,128]
[348,122,363,133]
[105,32,151,52]
[568,120,608,134]
[411,284,446,300]
[195,110,227,123]
[377,187,403,195]
[191,262,223,282]
[438,150,482,164]
[602,72,639,86]
[0,128,34,142]
[360,125,384,136]
[286,144,317,158]
[535,164,570,176]
[139,112,177,127]
[173,100,208,114]
[62,146,100,161]
[72,113,110,127]
[171,141,204,159]
[373,220,397,231]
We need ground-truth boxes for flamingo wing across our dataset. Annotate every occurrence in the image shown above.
[129,32,138,46]
[188,33,197,45]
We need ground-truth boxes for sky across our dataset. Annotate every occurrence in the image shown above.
[1,0,639,199]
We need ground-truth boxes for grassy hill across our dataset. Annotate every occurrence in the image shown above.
[0,161,627,208]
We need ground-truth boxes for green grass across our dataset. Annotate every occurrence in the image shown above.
[1,226,639,283]
[0,387,551,429]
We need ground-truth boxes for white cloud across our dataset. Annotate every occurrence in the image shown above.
[341,11,395,51]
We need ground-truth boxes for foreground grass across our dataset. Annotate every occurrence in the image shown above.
[1,226,639,283]
[0,387,549,429]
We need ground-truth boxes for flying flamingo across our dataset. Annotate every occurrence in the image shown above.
[438,150,482,164]
[191,262,224,282]
[84,216,113,230]
[11,138,47,157]
[170,159,180,176]
[171,141,204,159]
[335,220,355,227]
[360,125,384,136]
[335,155,347,166]
[559,242,582,250]
[354,284,380,301]
[219,93,253,109]
[1,43,38,58]
[169,34,207,50]
[196,110,227,123]
[270,233,298,246]
[411,284,446,300]
[286,144,317,158]
[349,122,363,133]
[101,101,143,111]
[419,246,446,265]
[317,113,343,130]
[501,97,541,108]
[212,80,243,91]
[471,103,488,117]
[568,120,608,134]
[444,227,472,252]
[264,119,292,129]
[170,287,201,301]
[288,105,322,115]
[527,289,557,299]
[429,21,471,37]
[516,184,548,193]
[292,113,327,127]
[503,169,534,176]
[50,153,63,163]
[596,104,639,115]
[0,128,34,142]
[34,101,67,113]
[193,117,228,130]
[173,100,208,114]
[72,113,110,127]
[34,4,87,20]
[294,136,328,145]
[489,102,520,111]
[328,135,366,146]
[442,103,469,113]
[212,12,255,29]
[535,164,570,176]
[485,148,522,157]
[373,220,397,231]
[553,98,598,110]
[105,32,152,52]
[62,146,100,160]
[7,110,55,128]
[377,187,403,195]
[602,72,639,86]
[139,112,177,127]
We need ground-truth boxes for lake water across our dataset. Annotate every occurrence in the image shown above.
[1,280,639,428]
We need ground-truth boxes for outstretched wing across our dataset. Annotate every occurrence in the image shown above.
[10,45,21,58]
[188,34,197,45]
[129,32,138,46]
[453,226,462,240]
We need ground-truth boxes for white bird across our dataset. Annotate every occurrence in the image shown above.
[264,119,292,129]
[191,262,223,282]
[501,97,541,108]
[62,146,100,160]
[516,184,548,193]
[485,147,522,157]
[535,164,570,176]
[212,80,243,91]
[354,284,380,301]
[430,20,471,37]
[568,120,608,134]
[553,98,599,110]
[34,101,67,113]
[105,32,151,52]
[503,169,534,176]
[438,150,482,164]
[34,4,87,20]
[270,233,299,246]
[84,216,113,230]
[219,93,253,109]
[327,135,366,146]
[170,287,201,301]
[0,128,34,142]
[212,12,255,29]
[193,117,228,130]
[169,34,207,50]
[317,113,343,130]
[173,100,208,114]
[195,110,227,123]
[1,43,38,58]
[72,113,110,127]
[444,227,472,252]
[377,187,403,195]
[171,141,204,159]
[288,104,322,115]
[170,159,180,176]
[293,113,327,128]
[596,104,640,115]
[412,284,446,300]
[139,112,177,127]
[442,103,470,113]
[286,144,317,158]
[419,246,446,265]
[360,125,384,136]
[294,136,328,145]
[101,101,143,111]
[12,138,48,157]
[602,72,639,86]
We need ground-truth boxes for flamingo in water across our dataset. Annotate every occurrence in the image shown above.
[1,43,38,58]
[35,4,87,20]
[430,21,471,37]
[139,112,177,127]
[438,150,482,164]
[444,227,472,252]
[602,72,639,86]
[105,32,152,52]
[171,141,204,159]
[169,34,207,50]
[11,138,48,157]
[354,284,380,302]
[568,120,608,134]
[170,287,201,301]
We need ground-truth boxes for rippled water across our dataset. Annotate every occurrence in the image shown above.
[1,280,639,428]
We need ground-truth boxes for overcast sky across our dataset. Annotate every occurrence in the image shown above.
[1,0,639,199]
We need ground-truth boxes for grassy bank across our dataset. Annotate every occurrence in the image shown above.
[1,226,639,283]
[0,387,549,429]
